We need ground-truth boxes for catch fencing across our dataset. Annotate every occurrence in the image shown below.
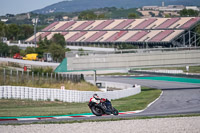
[0,68,82,86]
[0,83,141,103]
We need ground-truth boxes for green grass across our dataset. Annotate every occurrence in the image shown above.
[112,87,161,111]
[0,99,90,117]
[0,87,161,117]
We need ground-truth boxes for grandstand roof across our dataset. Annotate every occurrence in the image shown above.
[26,17,200,44]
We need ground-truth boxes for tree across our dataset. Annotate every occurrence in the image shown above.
[97,14,106,19]
[180,9,199,17]
[164,14,171,18]
[78,11,97,20]
[55,14,63,21]
[149,12,155,17]
[9,45,20,56]
[48,43,65,62]
[51,33,66,48]
[0,42,9,57]
[38,37,51,50]
[20,49,26,57]
[0,22,7,38]
[7,24,20,40]
[25,47,35,54]
[128,13,138,19]
[18,24,34,40]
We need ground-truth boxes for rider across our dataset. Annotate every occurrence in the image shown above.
[89,93,101,104]
[89,94,109,112]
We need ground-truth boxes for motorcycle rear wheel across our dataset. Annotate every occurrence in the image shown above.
[91,106,103,116]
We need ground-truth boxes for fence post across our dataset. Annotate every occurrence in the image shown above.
[46,73,49,84]
[3,68,6,85]
[42,73,44,83]
[51,73,53,84]
[17,70,19,84]
[65,74,68,82]
[62,74,64,83]
[10,69,12,83]
[37,72,39,84]
[32,72,34,85]
[21,70,24,83]
[54,73,57,83]
[27,71,29,81]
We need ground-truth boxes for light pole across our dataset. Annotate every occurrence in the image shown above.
[33,17,38,47]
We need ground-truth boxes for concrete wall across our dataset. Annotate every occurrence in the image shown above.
[67,50,200,70]
[0,57,59,69]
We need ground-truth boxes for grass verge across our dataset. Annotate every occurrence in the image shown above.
[0,87,161,117]
[8,81,100,91]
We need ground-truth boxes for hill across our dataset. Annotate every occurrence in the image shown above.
[33,0,200,14]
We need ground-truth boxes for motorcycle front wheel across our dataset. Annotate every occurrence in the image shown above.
[91,106,103,116]
[112,107,119,115]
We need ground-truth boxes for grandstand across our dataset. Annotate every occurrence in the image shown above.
[26,17,200,47]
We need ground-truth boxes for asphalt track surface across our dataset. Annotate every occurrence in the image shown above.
[1,75,200,124]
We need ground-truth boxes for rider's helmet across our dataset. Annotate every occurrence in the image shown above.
[93,93,99,99]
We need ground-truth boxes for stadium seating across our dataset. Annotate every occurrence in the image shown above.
[56,21,76,31]
[92,20,115,30]
[156,18,180,29]
[139,30,162,42]
[105,31,128,42]
[162,30,184,42]
[66,31,87,42]
[85,31,107,42]
[133,18,157,29]
[180,17,200,29]
[149,30,174,42]
[74,21,95,30]
[126,31,149,42]
[113,19,135,30]
[40,17,200,31]
[42,22,59,31]
[26,17,200,44]
[60,32,68,36]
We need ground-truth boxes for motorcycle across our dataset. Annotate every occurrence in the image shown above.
[88,98,119,116]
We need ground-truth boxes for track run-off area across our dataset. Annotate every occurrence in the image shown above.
[0,75,200,124]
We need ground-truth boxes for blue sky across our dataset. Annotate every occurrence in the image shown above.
[0,0,63,16]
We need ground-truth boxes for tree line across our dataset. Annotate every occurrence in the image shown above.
[0,33,69,62]
[0,22,34,41]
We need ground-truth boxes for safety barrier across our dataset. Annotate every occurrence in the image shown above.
[0,83,141,103]
[136,70,184,74]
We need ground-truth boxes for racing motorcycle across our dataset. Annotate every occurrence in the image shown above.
[88,98,119,116]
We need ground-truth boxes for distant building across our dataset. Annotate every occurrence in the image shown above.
[0,37,7,43]
[142,6,159,11]
[162,2,165,7]
[142,4,185,12]
[27,13,30,19]
[159,5,184,12]
[72,16,78,21]
[1,19,8,22]
[63,16,69,20]
[186,6,200,11]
